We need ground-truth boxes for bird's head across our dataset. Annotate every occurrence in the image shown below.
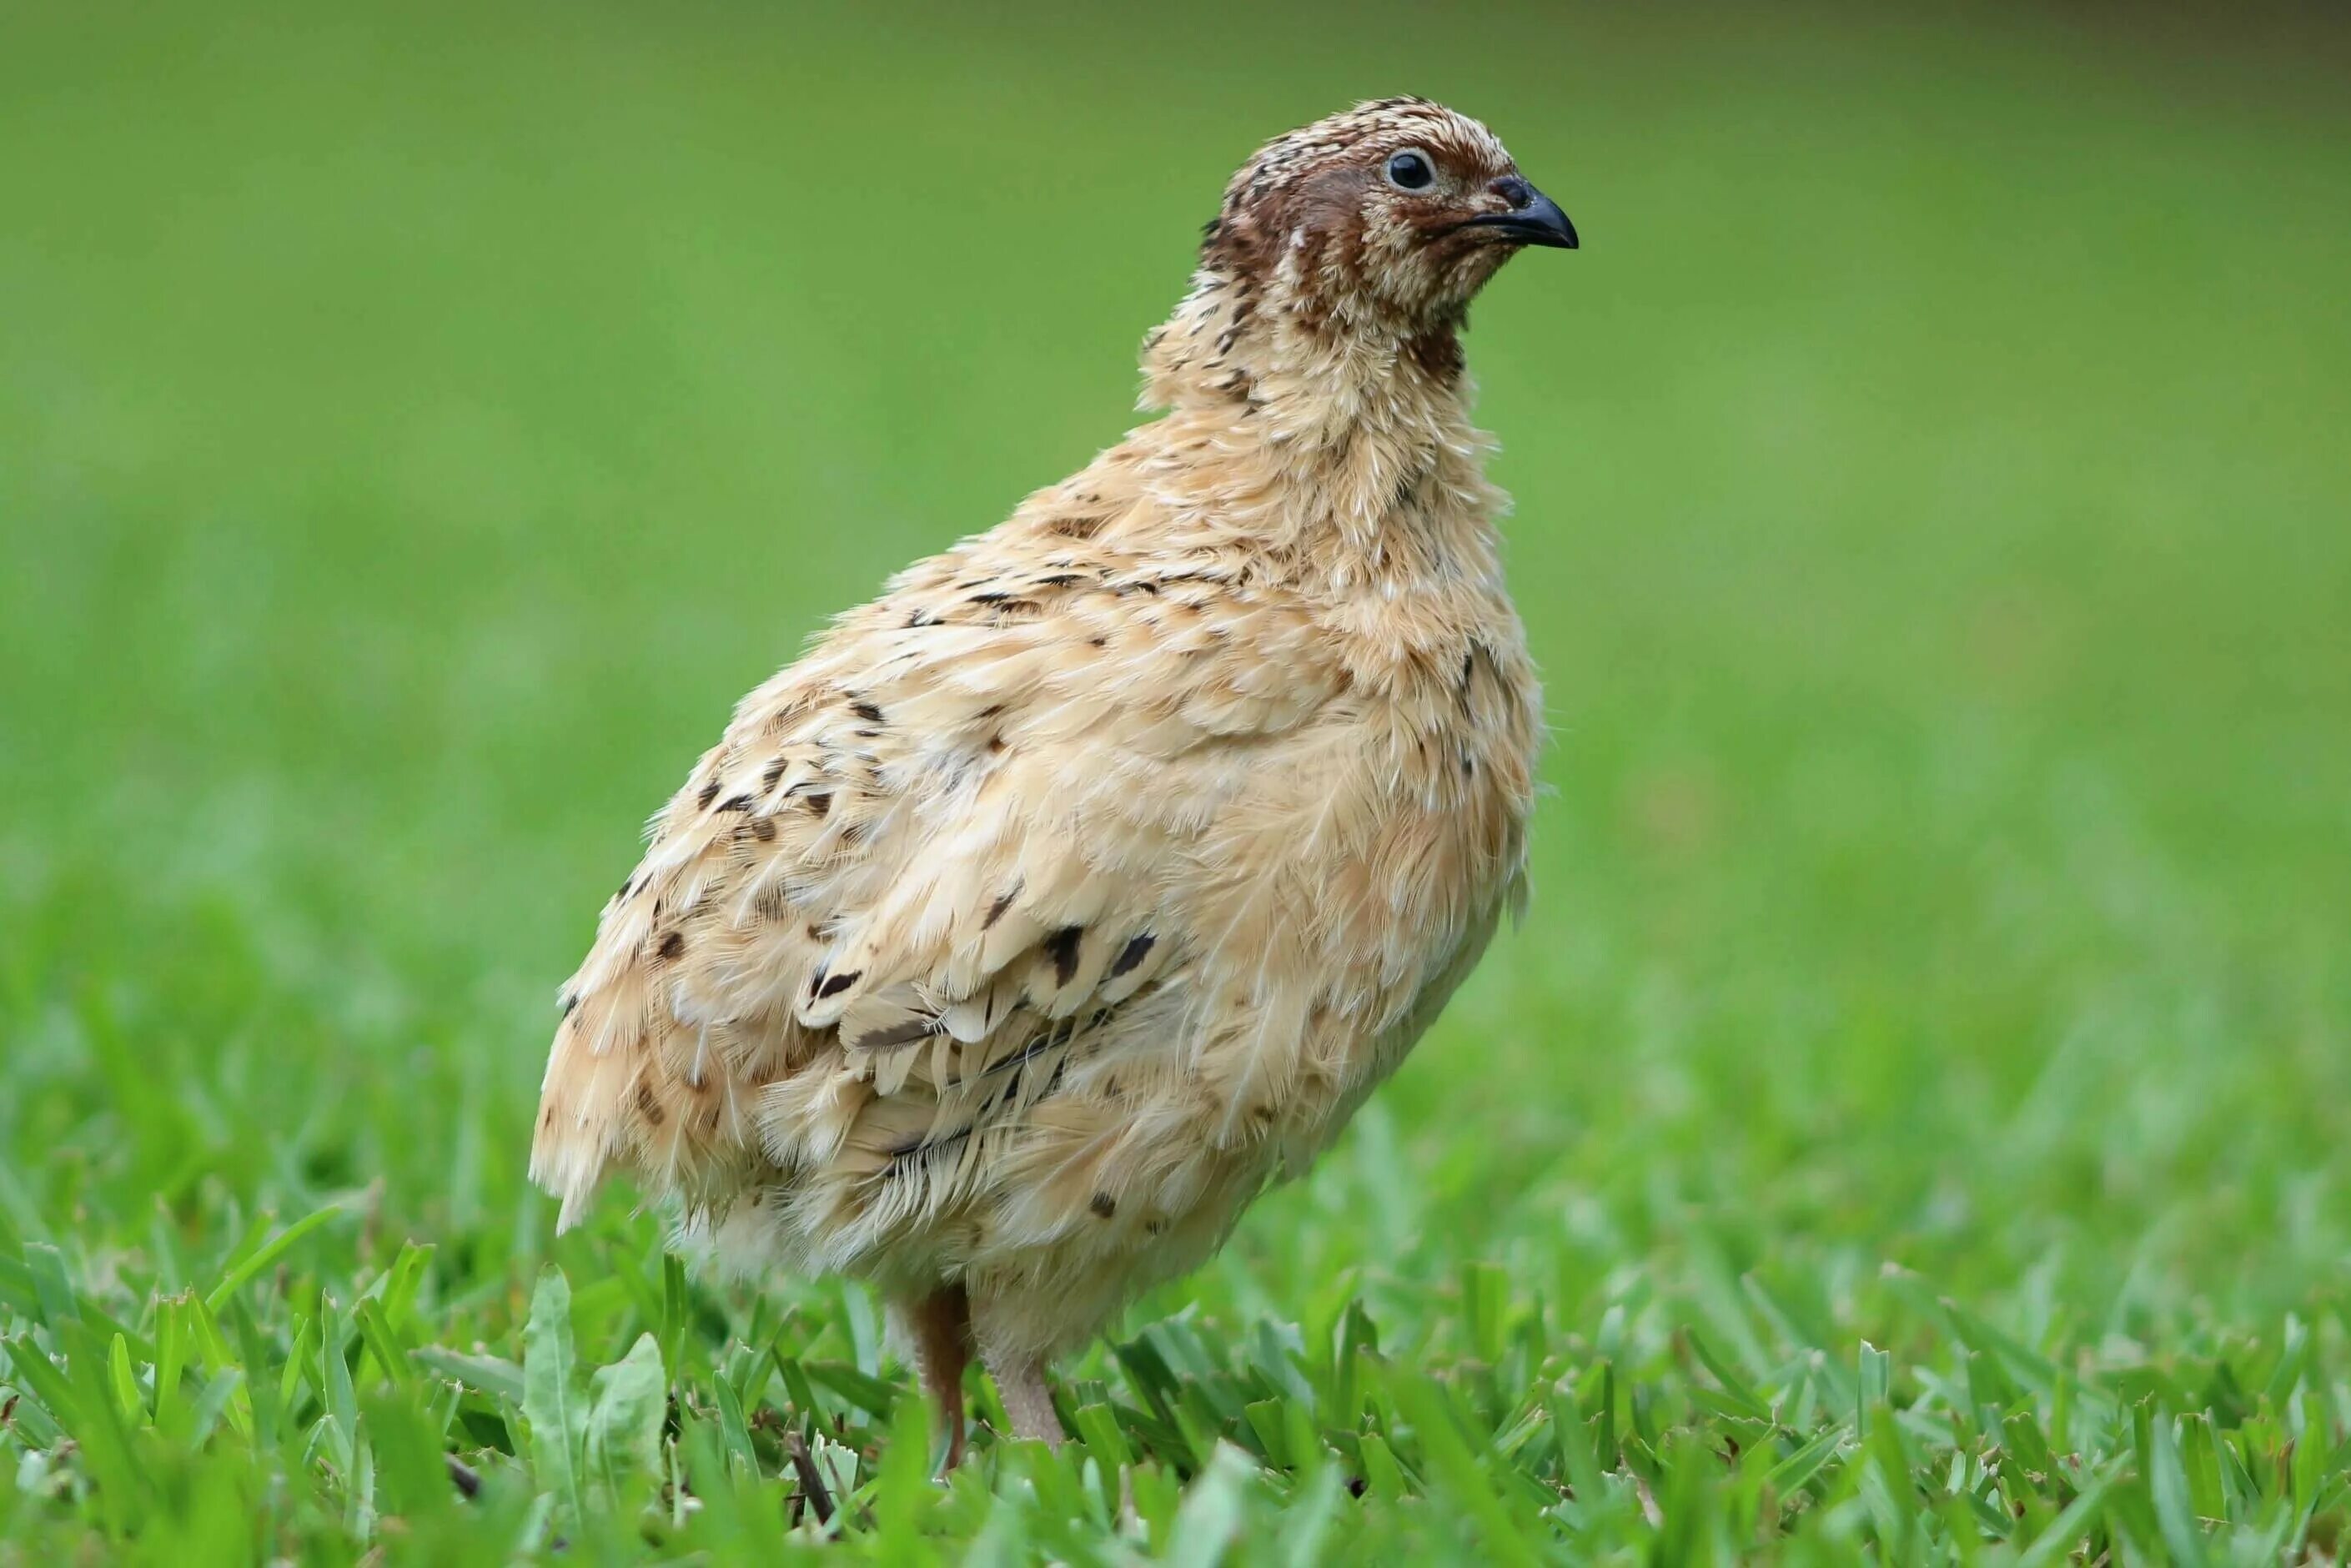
[1200,98,1575,339]
[1147,99,1573,410]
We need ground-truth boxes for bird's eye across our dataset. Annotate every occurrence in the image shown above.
[1384,149,1435,192]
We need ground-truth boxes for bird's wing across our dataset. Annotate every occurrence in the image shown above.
[529,530,1350,1253]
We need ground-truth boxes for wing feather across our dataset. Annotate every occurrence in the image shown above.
[529,531,1345,1262]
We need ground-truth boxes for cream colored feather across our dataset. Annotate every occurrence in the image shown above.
[532,97,1564,1418]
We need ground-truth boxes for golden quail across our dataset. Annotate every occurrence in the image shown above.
[533,97,1575,1464]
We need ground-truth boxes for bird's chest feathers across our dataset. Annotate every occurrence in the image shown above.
[1376,623,1537,888]
[1289,457,1540,899]
[1291,570,1539,977]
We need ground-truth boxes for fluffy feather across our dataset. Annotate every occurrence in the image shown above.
[533,96,1557,1390]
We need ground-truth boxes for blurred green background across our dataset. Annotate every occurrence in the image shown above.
[5,0,2350,1463]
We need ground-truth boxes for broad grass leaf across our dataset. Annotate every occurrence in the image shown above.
[585,1332,668,1501]
[523,1265,587,1521]
[1164,1441,1253,1568]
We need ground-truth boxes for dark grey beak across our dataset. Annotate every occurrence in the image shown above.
[1465,176,1579,249]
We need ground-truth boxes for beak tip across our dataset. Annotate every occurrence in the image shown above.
[1533,193,1578,251]
[1474,188,1578,250]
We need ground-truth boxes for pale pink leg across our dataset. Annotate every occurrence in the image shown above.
[985,1349,1066,1447]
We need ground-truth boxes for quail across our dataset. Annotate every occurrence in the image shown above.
[533,98,1575,1464]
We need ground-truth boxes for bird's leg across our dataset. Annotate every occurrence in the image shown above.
[983,1348,1066,1448]
[898,1282,974,1471]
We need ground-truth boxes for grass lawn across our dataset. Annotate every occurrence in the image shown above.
[3,1,2349,1560]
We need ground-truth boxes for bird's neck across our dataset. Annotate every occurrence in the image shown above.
[1143,265,1470,430]
[1135,269,1501,566]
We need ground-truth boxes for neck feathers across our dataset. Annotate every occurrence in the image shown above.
[1126,265,1502,568]
[1142,259,1465,428]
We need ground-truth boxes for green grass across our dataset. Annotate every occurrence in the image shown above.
[4,0,2350,1559]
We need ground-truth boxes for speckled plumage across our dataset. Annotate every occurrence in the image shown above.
[532,98,1569,1456]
